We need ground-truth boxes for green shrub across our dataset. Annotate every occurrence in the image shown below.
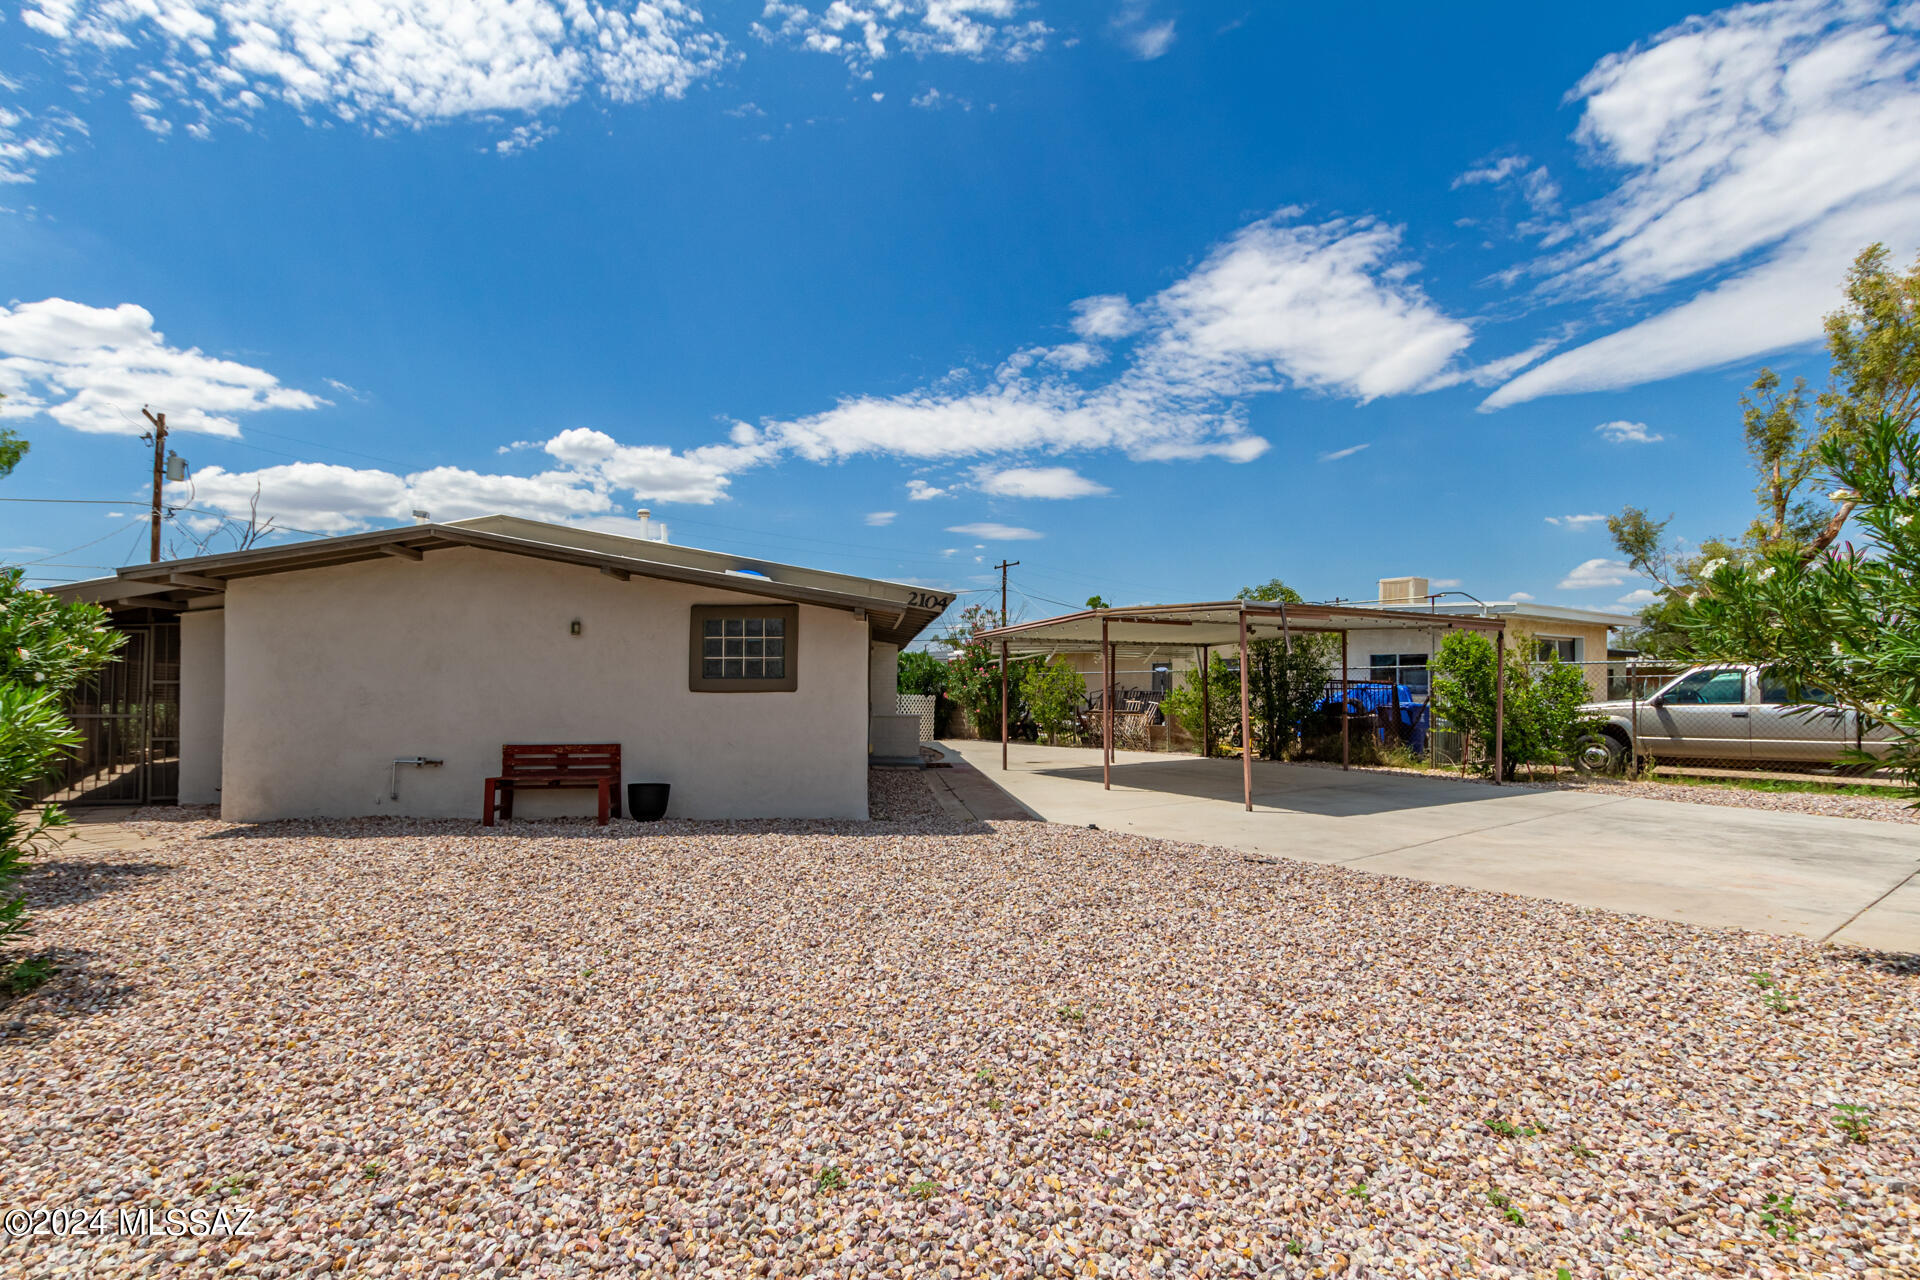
[0,568,123,986]
[1429,631,1597,779]
[1021,658,1087,744]
[897,650,949,696]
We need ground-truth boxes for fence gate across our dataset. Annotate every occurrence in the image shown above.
[33,620,180,807]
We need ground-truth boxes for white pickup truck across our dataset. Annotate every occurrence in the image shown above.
[1577,663,1896,772]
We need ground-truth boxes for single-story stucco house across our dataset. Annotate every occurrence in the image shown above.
[1056,575,1625,705]
[47,516,952,821]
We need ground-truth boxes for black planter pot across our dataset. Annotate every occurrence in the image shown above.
[626,782,671,822]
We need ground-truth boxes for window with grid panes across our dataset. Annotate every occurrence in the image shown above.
[688,604,799,692]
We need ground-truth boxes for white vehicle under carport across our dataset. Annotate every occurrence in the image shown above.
[1576,663,1895,773]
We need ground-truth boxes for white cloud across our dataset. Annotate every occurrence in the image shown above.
[173,459,614,533]
[1318,443,1369,462]
[1485,0,1920,406]
[542,427,735,503]
[1557,558,1635,589]
[973,465,1109,499]
[1451,152,1561,215]
[23,209,1480,534]
[1451,335,1562,387]
[735,214,1468,472]
[1111,1,1175,59]
[1545,512,1608,528]
[1137,214,1473,403]
[0,100,85,185]
[19,0,727,148]
[1594,419,1664,444]
[1617,588,1660,604]
[946,521,1043,540]
[1038,342,1104,370]
[0,297,322,436]
[1454,155,1530,187]
[1508,590,1535,602]
[865,510,897,525]
[910,86,970,110]
[1069,294,1141,340]
[1429,577,1462,589]
[754,1,1048,69]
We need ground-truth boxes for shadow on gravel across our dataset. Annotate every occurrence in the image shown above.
[1836,948,1920,977]
[25,859,174,908]
[0,946,140,1040]
[193,816,997,842]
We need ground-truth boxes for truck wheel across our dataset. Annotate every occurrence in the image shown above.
[1574,732,1626,776]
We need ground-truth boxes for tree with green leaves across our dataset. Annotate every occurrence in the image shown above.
[1084,595,1110,609]
[1159,655,1241,756]
[1677,414,1920,797]
[1610,245,1920,652]
[897,649,949,697]
[1021,658,1086,745]
[937,602,1035,738]
[1235,579,1338,760]
[2,568,125,991]
[0,393,25,480]
[1158,580,1337,759]
[1429,631,1595,779]
[1741,369,1828,549]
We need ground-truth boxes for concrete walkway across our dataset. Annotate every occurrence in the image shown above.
[939,741,1920,952]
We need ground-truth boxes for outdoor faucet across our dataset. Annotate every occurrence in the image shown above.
[389,756,444,801]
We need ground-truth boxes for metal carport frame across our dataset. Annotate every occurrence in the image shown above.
[977,601,1509,811]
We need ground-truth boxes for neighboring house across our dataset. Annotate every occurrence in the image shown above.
[1351,576,1625,703]
[46,515,951,821]
[1057,576,1623,704]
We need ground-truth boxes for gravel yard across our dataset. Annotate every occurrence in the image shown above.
[3,776,1916,1278]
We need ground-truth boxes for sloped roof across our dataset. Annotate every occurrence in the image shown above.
[46,515,954,649]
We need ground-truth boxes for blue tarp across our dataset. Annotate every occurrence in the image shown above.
[1318,683,1429,754]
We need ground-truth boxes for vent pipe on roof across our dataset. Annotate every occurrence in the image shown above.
[411,509,431,526]
[634,508,668,543]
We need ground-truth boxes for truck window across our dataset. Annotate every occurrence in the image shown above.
[1662,669,1747,705]
[1759,674,1836,705]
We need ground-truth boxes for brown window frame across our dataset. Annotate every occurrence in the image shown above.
[689,604,799,693]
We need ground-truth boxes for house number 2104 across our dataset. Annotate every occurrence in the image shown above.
[906,591,954,610]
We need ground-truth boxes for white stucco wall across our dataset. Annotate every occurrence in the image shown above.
[178,608,225,805]
[219,548,870,821]
[1342,621,1613,700]
[868,641,898,714]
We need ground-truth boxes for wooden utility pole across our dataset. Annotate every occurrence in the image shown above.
[996,560,1019,771]
[995,559,1020,626]
[142,408,167,562]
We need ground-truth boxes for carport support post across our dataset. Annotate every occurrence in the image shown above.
[999,640,1009,771]
[1341,630,1351,771]
[1101,617,1112,790]
[1238,608,1252,811]
[1493,626,1506,786]
[1199,645,1211,759]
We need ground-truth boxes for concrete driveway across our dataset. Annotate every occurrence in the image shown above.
[939,740,1920,952]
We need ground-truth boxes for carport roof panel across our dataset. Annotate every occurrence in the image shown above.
[976,601,1507,653]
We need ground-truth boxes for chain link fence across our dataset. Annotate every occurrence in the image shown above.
[1342,658,1906,787]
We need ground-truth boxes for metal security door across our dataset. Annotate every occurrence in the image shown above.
[33,621,180,806]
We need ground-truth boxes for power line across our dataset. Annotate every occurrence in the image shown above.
[0,497,336,540]
[17,517,153,566]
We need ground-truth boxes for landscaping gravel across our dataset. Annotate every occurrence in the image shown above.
[3,780,1915,1278]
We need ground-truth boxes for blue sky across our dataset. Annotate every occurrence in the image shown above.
[3,0,1917,628]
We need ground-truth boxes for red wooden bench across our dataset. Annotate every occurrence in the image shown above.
[483,744,622,826]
